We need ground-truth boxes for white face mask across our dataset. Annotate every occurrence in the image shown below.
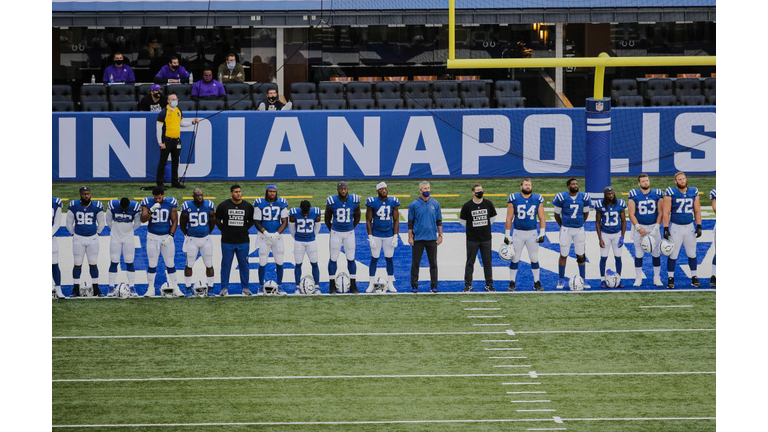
[227,61,236,70]
[169,100,178,108]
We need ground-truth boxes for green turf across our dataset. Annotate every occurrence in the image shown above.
[52,292,715,430]
[52,176,716,211]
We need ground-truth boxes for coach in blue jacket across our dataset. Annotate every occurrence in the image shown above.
[408,181,443,293]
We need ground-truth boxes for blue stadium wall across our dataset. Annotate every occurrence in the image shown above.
[52,107,715,182]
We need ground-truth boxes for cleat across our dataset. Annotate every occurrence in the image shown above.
[653,277,663,287]
[54,287,65,299]
[508,281,516,292]
[583,282,591,289]
[349,279,359,294]
[556,279,565,290]
[484,285,495,292]
[329,280,337,294]
[690,276,702,288]
[667,277,675,289]
[600,280,608,289]
[93,284,104,297]
[430,286,438,293]
[366,282,375,293]
[219,287,228,297]
[710,276,716,287]
[276,287,288,296]
[143,287,155,298]
[634,278,643,287]
[242,287,252,296]
[387,282,397,293]
[533,281,543,291]
[411,286,418,293]
[463,284,473,292]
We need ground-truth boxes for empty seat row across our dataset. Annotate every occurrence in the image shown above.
[54,99,264,112]
[611,78,716,107]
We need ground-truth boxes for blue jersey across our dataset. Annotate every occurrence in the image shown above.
[290,206,322,242]
[141,196,178,235]
[69,199,104,236]
[107,199,141,224]
[52,197,62,226]
[552,192,591,228]
[326,194,361,232]
[254,197,289,233]
[507,193,543,231]
[366,196,400,238]
[628,188,664,226]
[180,199,216,238]
[595,199,627,235]
[710,189,716,201]
[665,186,699,225]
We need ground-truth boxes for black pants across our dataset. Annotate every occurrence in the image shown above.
[411,240,438,288]
[156,137,181,186]
[465,239,493,285]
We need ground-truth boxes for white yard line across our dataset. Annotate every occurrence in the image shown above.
[507,328,714,335]
[52,373,529,383]
[51,418,562,428]
[638,305,693,308]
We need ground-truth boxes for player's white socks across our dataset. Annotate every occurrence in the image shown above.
[509,269,517,280]
[653,267,661,279]
[185,276,192,289]
[635,268,644,279]
[711,265,716,276]
[207,276,214,288]
[532,268,539,281]
[147,273,156,293]
[109,272,118,288]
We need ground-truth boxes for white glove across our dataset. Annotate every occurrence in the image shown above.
[261,231,274,246]
[391,236,398,248]
[271,232,281,243]
[161,235,173,247]
[368,235,375,245]
[150,202,162,213]
[181,235,189,253]
[536,229,546,243]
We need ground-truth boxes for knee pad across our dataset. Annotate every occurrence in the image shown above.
[576,254,586,264]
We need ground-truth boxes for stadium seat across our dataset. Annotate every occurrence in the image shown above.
[52,100,75,111]
[348,99,375,110]
[494,80,524,107]
[615,95,644,107]
[404,98,433,109]
[496,97,526,108]
[110,101,138,111]
[702,77,716,101]
[644,78,673,104]
[431,81,459,103]
[321,99,347,110]
[345,82,373,100]
[165,84,193,100]
[226,99,254,110]
[198,99,226,111]
[317,82,345,101]
[80,85,108,102]
[108,85,136,103]
[176,100,197,111]
[434,97,462,109]
[403,81,431,109]
[376,98,404,109]
[610,79,639,105]
[293,99,319,110]
[52,84,73,101]
[290,82,318,100]
[678,95,707,106]
[251,82,278,105]
[706,94,716,105]
[136,83,154,101]
[81,100,110,111]
[225,83,251,106]
[462,97,490,109]
[674,78,702,99]
[649,95,677,106]
[374,81,402,103]
[459,81,486,99]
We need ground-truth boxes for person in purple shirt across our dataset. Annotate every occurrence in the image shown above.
[191,66,226,101]
[103,52,135,85]
[154,55,190,84]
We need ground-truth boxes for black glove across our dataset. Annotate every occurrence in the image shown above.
[664,227,670,240]
[695,224,702,238]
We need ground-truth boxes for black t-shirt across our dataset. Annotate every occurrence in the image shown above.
[216,199,254,244]
[263,100,285,111]
[460,199,497,242]
[139,94,167,112]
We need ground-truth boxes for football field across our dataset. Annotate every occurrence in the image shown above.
[52,291,715,431]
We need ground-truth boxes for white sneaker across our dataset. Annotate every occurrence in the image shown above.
[634,278,643,287]
[653,277,663,287]
[387,282,397,293]
[144,287,155,298]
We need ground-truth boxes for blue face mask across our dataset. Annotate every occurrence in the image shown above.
[422,191,430,198]
[169,100,178,108]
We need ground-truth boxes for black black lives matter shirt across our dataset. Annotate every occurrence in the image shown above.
[460,199,497,242]
[215,199,254,244]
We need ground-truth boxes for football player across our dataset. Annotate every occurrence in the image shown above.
[288,200,322,292]
[66,187,106,297]
[52,197,64,299]
[140,186,183,297]
[180,188,216,294]
[627,174,664,287]
[710,189,716,287]
[325,181,361,293]
[254,184,289,295]
[365,182,400,293]
[552,178,592,289]
[594,186,627,288]
[106,197,142,296]
[662,172,703,289]
[504,178,546,291]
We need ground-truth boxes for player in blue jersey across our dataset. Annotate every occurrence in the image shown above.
[106,197,142,296]
[627,174,664,287]
[180,188,217,295]
[662,172,703,289]
[289,200,323,293]
[254,185,289,295]
[365,182,400,293]
[140,186,183,297]
[52,197,64,299]
[710,189,716,287]
[504,178,546,292]
[325,181,362,293]
[552,178,592,289]
[66,187,106,297]
[595,186,627,288]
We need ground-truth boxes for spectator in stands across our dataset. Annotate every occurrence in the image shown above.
[191,67,226,101]
[103,52,135,85]
[139,84,167,112]
[154,55,190,84]
[218,53,245,84]
[257,88,292,111]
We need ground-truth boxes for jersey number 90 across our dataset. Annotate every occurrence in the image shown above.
[151,209,169,224]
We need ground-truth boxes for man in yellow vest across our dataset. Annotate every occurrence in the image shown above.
[155,93,200,189]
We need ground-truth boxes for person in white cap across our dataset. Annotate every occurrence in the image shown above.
[365,182,400,292]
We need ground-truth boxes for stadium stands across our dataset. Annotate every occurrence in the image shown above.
[494,80,526,108]
[459,81,490,109]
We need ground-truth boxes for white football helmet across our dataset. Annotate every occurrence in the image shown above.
[640,235,656,254]
[659,238,675,256]
[160,282,175,298]
[373,276,389,293]
[193,280,208,298]
[498,243,515,261]
[263,280,279,296]
[605,270,621,288]
[297,276,318,295]
[115,282,132,299]
[335,272,350,293]
[568,276,585,291]
[80,281,93,297]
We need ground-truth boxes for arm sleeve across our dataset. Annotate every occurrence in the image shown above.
[96,211,107,235]
[133,212,142,231]
[66,210,75,235]
[105,209,114,228]
[180,119,194,127]
[314,220,322,235]
[52,207,62,236]
[288,222,296,236]
[156,121,163,143]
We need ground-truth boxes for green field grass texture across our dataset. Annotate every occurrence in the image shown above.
[52,176,716,212]
[53,292,715,430]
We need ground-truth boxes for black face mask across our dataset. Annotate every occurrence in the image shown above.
[268,97,277,103]
[114,61,123,67]
[170,65,177,71]
[152,92,162,98]
[474,191,484,199]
